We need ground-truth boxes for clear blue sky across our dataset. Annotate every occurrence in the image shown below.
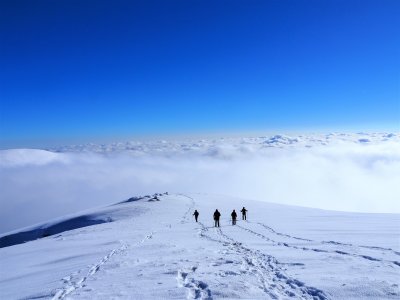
[1,0,399,148]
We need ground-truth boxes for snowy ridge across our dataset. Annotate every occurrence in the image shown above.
[0,194,161,248]
[1,193,398,299]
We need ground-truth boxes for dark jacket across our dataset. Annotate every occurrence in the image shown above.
[213,210,221,220]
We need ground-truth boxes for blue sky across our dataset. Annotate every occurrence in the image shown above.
[0,0,399,148]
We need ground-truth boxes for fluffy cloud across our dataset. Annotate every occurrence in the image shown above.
[0,133,399,234]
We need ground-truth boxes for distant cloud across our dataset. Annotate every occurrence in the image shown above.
[0,132,399,234]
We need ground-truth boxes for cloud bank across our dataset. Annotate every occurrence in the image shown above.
[0,133,399,234]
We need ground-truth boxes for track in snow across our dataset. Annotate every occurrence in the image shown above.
[52,232,154,300]
[254,221,400,257]
[237,222,400,267]
[180,194,196,224]
[177,265,213,300]
[197,221,328,299]
[176,194,213,299]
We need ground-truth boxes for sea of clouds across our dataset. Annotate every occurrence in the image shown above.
[0,132,399,234]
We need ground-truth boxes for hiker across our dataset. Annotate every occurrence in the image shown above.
[213,209,221,227]
[241,207,247,220]
[231,209,237,225]
[193,210,199,222]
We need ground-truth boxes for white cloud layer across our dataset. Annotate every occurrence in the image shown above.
[0,132,399,234]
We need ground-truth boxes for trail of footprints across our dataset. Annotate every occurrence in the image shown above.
[52,233,154,299]
[180,194,196,224]
[183,196,329,299]
[237,222,400,267]
[52,245,128,299]
[256,222,400,255]
[177,266,213,300]
[198,222,328,299]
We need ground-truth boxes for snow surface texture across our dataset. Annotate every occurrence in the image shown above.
[0,193,399,299]
[1,132,400,233]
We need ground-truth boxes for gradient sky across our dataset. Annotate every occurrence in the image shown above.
[1,0,399,148]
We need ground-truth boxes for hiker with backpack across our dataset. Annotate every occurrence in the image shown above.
[231,209,237,225]
[213,209,221,227]
[241,207,247,220]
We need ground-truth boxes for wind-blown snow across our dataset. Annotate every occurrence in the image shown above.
[0,193,398,299]
[0,132,399,233]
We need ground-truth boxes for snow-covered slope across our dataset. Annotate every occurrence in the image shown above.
[0,195,151,248]
[1,193,398,299]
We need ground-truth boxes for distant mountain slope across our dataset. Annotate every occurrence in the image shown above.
[0,149,66,166]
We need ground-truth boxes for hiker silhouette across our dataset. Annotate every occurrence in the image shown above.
[241,207,247,220]
[231,209,237,225]
[193,210,199,222]
[213,209,221,227]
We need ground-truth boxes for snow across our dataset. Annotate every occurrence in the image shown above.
[1,193,399,299]
[0,197,147,248]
